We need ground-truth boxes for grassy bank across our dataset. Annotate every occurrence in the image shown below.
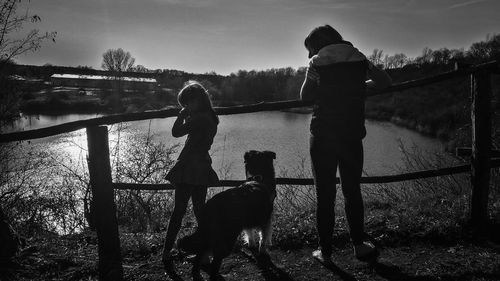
[365,77,471,141]
[366,69,500,147]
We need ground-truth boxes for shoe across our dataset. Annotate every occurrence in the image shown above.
[354,241,379,262]
[312,249,332,265]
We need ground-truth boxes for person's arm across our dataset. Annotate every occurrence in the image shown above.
[366,62,392,90]
[171,108,191,137]
[300,66,319,101]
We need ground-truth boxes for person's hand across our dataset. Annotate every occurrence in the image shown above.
[366,80,376,89]
[178,108,189,119]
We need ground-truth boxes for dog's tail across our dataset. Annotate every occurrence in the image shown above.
[178,230,205,254]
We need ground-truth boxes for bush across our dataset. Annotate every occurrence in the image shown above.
[0,142,87,235]
[0,125,179,235]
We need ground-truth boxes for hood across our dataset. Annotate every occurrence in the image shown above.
[309,44,366,67]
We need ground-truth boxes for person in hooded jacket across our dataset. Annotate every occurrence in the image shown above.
[300,25,392,264]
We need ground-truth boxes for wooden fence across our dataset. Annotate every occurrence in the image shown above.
[0,60,499,280]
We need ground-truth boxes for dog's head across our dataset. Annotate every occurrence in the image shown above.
[244,150,276,185]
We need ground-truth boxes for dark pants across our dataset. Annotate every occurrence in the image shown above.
[310,134,365,255]
[162,184,207,258]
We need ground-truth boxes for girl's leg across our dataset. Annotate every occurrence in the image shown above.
[338,140,365,244]
[310,135,338,257]
[191,185,208,223]
[162,184,192,261]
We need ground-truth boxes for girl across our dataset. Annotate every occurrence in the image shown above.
[162,81,219,268]
[300,25,392,264]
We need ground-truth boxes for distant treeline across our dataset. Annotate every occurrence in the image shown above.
[369,34,500,69]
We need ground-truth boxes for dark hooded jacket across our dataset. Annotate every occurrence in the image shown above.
[308,43,369,140]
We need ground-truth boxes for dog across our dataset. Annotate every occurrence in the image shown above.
[178,150,276,281]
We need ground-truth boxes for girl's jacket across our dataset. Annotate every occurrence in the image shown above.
[307,43,371,140]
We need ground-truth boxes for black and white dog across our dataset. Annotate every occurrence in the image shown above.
[178,150,276,281]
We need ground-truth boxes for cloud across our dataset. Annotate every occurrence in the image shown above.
[449,0,490,9]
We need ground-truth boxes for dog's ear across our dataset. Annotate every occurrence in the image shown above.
[244,150,258,162]
[263,151,276,160]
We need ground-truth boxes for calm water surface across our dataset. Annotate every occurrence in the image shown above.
[5,112,448,179]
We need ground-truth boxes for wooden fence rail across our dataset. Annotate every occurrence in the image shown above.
[112,159,500,191]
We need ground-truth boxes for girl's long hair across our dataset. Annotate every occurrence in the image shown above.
[177,81,219,124]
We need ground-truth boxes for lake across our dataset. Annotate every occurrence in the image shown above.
[4,111,449,180]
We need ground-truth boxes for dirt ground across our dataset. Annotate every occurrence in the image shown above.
[2,233,500,281]
[137,245,500,281]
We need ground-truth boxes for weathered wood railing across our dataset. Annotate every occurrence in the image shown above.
[0,60,499,281]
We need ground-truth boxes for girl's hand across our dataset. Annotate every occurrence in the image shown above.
[366,62,392,90]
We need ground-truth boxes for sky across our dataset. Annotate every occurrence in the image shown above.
[13,0,500,75]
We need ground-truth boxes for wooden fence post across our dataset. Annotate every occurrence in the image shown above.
[470,70,492,227]
[87,126,123,281]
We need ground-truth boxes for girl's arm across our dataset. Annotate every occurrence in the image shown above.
[300,66,319,101]
[366,62,392,90]
[172,109,190,137]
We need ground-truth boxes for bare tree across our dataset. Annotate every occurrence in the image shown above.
[0,0,57,63]
[414,47,433,65]
[134,64,148,73]
[368,48,384,67]
[101,48,135,111]
[0,0,56,120]
[101,48,135,73]
[393,53,408,68]
[469,34,500,62]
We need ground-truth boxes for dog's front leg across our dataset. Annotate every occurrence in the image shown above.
[243,229,259,249]
[259,217,273,254]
